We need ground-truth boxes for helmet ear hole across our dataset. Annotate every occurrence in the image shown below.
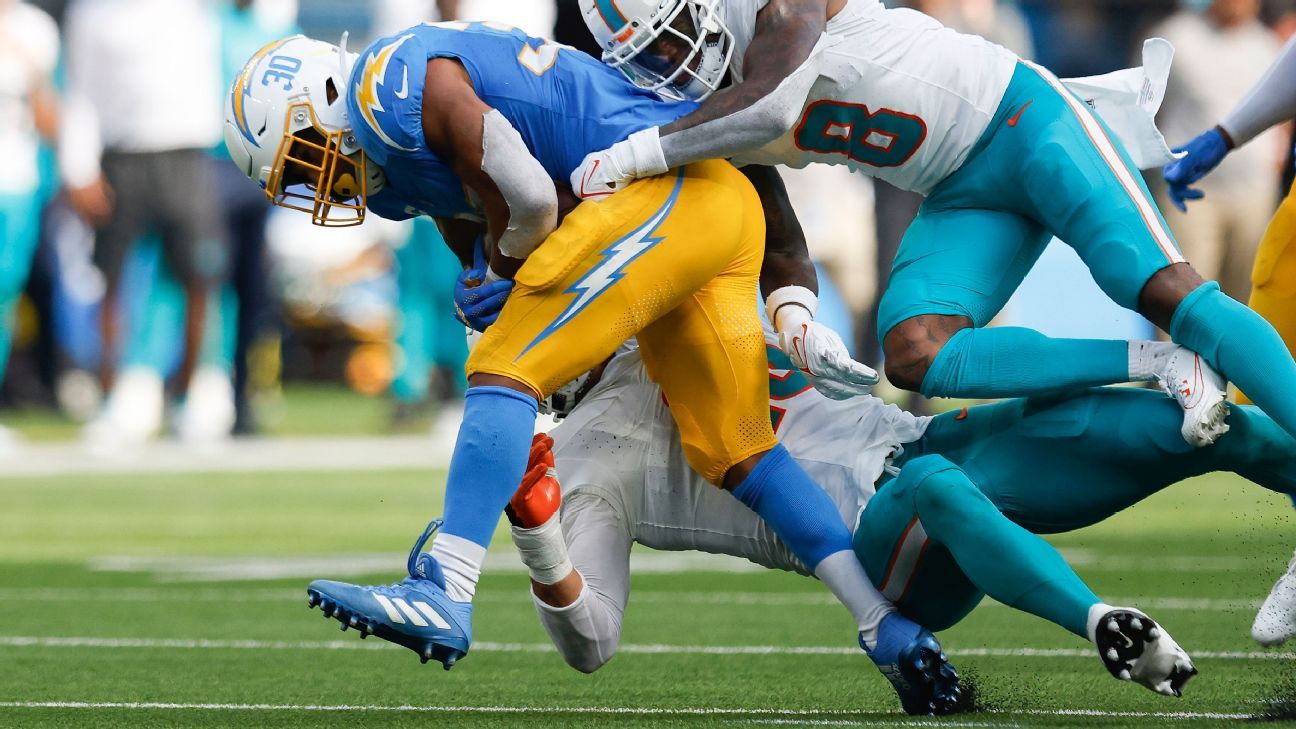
[325,77,339,105]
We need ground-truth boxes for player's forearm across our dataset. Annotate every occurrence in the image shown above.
[480,110,558,267]
[658,61,821,168]
[530,571,584,607]
[741,165,817,298]
[657,0,826,167]
[1220,35,1296,149]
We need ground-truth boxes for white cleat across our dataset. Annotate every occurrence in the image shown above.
[1157,347,1229,448]
[1088,606,1197,697]
[1253,550,1296,647]
[174,365,236,449]
[82,366,164,457]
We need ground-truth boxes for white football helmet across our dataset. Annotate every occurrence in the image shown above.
[579,0,734,101]
[224,35,380,227]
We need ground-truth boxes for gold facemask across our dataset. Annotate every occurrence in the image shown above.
[265,101,368,227]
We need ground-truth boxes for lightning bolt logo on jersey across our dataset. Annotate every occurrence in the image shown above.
[345,22,694,223]
[353,33,417,155]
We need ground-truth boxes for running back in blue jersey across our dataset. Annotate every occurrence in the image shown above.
[347,22,694,222]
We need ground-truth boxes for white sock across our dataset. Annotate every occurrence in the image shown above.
[1085,602,1119,644]
[1128,341,1178,382]
[814,550,896,648]
[429,533,486,603]
[510,515,574,585]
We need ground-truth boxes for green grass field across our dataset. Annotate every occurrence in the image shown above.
[2,464,1294,728]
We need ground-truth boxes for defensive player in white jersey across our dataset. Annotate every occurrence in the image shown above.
[569,0,1296,454]
[507,329,1296,710]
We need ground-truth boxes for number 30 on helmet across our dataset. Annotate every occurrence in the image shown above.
[223,35,380,227]
[579,0,734,101]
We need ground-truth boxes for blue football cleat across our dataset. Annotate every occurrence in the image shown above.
[306,519,472,669]
[863,613,961,715]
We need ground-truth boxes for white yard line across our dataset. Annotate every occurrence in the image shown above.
[0,587,1265,612]
[0,700,1257,721]
[0,635,1290,661]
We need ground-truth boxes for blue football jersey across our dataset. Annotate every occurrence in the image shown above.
[347,22,694,221]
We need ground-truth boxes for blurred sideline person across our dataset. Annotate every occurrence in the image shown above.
[216,0,298,434]
[61,0,229,448]
[390,219,468,431]
[1152,0,1282,301]
[0,0,58,456]
[1163,28,1296,651]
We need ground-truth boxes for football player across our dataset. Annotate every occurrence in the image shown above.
[571,0,1296,453]
[223,26,957,711]
[506,321,1296,705]
[1162,35,1296,649]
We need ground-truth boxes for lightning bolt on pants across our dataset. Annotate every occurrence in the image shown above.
[467,159,776,482]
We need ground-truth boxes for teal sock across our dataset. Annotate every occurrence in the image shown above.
[1171,282,1296,441]
[904,455,1098,638]
[0,297,16,384]
[920,327,1129,399]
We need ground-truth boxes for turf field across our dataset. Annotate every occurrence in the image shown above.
[2,461,1294,728]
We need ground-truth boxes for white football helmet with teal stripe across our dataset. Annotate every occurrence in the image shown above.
[579,0,734,101]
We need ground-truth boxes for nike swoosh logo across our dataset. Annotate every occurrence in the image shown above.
[1007,100,1033,127]
[579,159,614,199]
[394,67,409,100]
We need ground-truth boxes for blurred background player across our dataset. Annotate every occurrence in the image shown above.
[0,0,57,457]
[1152,0,1283,302]
[1162,18,1296,651]
[60,0,228,449]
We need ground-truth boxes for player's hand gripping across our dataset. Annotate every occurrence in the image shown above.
[767,286,878,400]
[782,320,879,400]
[453,238,514,332]
[508,433,562,529]
[1163,127,1232,212]
[569,128,669,199]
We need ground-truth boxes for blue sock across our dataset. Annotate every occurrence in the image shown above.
[1171,282,1296,441]
[920,327,1129,399]
[731,444,853,570]
[441,386,537,548]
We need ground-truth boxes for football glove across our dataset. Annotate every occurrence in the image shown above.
[767,286,879,400]
[570,128,668,200]
[453,238,514,332]
[1163,127,1231,212]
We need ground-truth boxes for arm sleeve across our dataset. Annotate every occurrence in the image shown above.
[658,52,822,169]
[480,109,558,260]
[57,3,104,189]
[1220,35,1296,149]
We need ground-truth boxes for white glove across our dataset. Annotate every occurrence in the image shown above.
[767,286,878,400]
[570,127,669,199]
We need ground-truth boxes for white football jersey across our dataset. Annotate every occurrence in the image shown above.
[0,1,58,195]
[723,0,1018,195]
[549,330,929,573]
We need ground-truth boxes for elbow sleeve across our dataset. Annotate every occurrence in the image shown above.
[481,109,558,259]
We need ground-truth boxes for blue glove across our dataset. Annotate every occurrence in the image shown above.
[453,239,514,332]
[1163,127,1231,212]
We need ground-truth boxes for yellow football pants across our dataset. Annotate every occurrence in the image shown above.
[467,160,777,483]
[1240,178,1296,405]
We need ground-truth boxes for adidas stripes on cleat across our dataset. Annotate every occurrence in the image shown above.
[305,519,473,669]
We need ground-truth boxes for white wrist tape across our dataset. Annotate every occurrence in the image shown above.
[483,266,503,284]
[765,285,818,333]
[510,513,574,585]
[626,127,669,177]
